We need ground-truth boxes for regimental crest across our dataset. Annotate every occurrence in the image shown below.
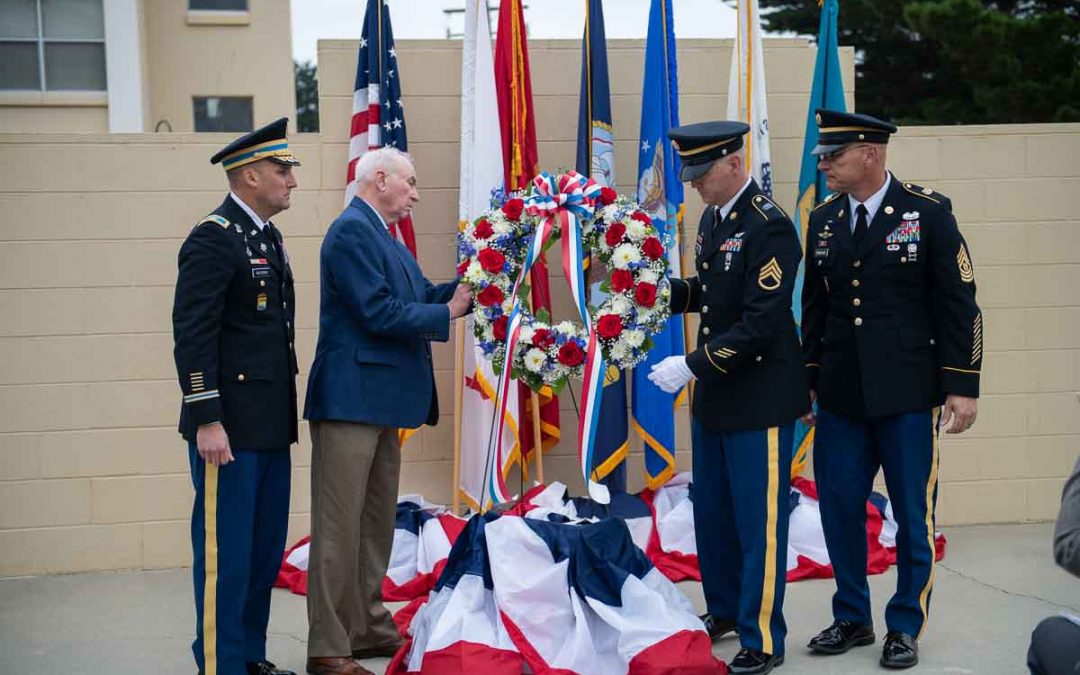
[957,244,975,283]
[591,122,616,188]
[758,257,783,291]
[604,364,621,387]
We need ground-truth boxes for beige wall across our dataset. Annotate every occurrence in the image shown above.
[0,37,1076,577]
[0,0,295,134]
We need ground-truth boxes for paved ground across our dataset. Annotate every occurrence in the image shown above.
[1,523,1077,674]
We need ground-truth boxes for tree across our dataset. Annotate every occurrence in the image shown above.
[295,60,320,133]
[756,0,1080,125]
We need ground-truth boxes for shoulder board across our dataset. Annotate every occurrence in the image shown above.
[901,182,943,205]
[198,214,231,229]
[811,191,843,212]
[750,193,790,221]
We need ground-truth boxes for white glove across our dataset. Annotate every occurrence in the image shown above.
[648,355,695,394]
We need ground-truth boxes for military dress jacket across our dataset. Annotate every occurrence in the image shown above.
[801,175,982,419]
[670,179,810,431]
[303,197,458,429]
[172,195,298,449]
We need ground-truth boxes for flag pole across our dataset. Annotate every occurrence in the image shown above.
[530,390,545,485]
[452,319,465,514]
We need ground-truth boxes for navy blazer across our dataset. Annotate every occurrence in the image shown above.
[303,198,458,428]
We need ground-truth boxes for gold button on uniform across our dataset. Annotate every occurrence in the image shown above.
[901,257,907,263]
[703,327,711,335]
[853,260,862,268]
[853,298,861,307]
[755,355,763,362]
[701,284,707,292]
[238,373,246,381]
[260,280,266,287]
[703,262,710,270]
[852,279,861,288]
[854,318,863,326]
[702,305,709,314]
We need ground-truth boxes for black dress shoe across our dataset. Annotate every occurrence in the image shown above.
[729,648,784,675]
[700,613,738,640]
[808,620,876,654]
[247,660,297,675]
[880,631,918,669]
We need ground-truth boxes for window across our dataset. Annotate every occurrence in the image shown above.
[0,0,106,91]
[189,0,248,9]
[193,96,253,133]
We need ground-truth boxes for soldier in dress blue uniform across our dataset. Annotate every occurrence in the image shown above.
[648,121,810,675]
[801,109,982,669]
[172,117,301,675]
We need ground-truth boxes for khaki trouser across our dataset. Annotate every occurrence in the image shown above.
[306,420,401,658]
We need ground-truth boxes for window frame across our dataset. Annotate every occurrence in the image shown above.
[0,0,107,92]
[188,0,249,11]
[192,95,255,133]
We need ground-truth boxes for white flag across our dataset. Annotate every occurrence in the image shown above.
[458,0,519,511]
[727,0,773,196]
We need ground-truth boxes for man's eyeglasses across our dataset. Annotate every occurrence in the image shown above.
[817,144,872,163]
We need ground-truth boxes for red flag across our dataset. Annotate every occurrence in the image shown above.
[494,0,560,463]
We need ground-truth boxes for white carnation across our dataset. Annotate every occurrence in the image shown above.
[625,218,648,241]
[638,269,658,285]
[609,295,632,316]
[465,262,486,284]
[611,244,641,270]
[519,325,535,342]
[524,348,547,373]
[482,324,495,342]
[557,320,576,334]
[610,342,629,361]
[624,329,645,348]
[492,219,511,235]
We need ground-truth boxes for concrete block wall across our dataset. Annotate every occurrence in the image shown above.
[0,37,1077,576]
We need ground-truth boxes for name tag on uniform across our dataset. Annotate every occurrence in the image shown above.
[252,267,272,279]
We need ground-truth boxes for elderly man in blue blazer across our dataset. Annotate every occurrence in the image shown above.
[303,147,472,675]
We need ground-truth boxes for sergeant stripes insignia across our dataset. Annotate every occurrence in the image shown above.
[758,257,783,291]
[713,347,736,359]
[957,244,975,283]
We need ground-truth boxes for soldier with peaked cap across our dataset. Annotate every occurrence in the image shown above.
[648,120,809,675]
[172,117,301,675]
[801,109,982,669]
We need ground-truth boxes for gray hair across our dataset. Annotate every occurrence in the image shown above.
[355,146,414,184]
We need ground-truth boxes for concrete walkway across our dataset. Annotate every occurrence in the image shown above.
[1,523,1077,674]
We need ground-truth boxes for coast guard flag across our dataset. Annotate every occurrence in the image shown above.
[458,0,519,511]
[576,0,627,493]
[345,0,416,257]
[633,0,686,489]
[727,0,773,196]
[792,0,846,473]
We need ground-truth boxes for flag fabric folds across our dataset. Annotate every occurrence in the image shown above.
[346,0,415,257]
[792,0,846,474]
[494,0,561,468]
[726,0,773,196]
[632,0,686,489]
[458,0,521,511]
[576,0,627,493]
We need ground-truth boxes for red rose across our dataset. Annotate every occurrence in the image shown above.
[456,260,470,277]
[610,268,633,293]
[473,219,494,239]
[642,236,664,260]
[605,222,627,247]
[596,314,623,339]
[493,315,508,340]
[477,285,504,307]
[532,328,556,349]
[597,186,618,206]
[477,247,506,273]
[502,198,525,221]
[557,342,586,367]
[634,282,658,307]
[630,211,652,225]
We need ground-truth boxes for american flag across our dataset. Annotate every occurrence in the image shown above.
[346,0,416,257]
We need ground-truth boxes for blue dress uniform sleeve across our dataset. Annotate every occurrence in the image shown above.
[687,216,802,379]
[329,221,452,342]
[669,276,702,315]
[927,205,982,397]
[801,213,828,391]
[172,221,234,427]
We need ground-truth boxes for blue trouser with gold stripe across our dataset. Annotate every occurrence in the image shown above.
[814,408,940,638]
[189,443,291,675]
[692,420,793,657]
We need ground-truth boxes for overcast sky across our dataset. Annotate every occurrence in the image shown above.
[291,0,739,65]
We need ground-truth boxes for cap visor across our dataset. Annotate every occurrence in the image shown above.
[269,155,302,167]
[811,143,845,156]
[679,160,714,182]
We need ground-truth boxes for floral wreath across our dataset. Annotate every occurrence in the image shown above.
[457,171,672,394]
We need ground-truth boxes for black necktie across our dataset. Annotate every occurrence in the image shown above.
[853,204,869,248]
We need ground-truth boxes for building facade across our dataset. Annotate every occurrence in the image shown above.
[0,0,296,133]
